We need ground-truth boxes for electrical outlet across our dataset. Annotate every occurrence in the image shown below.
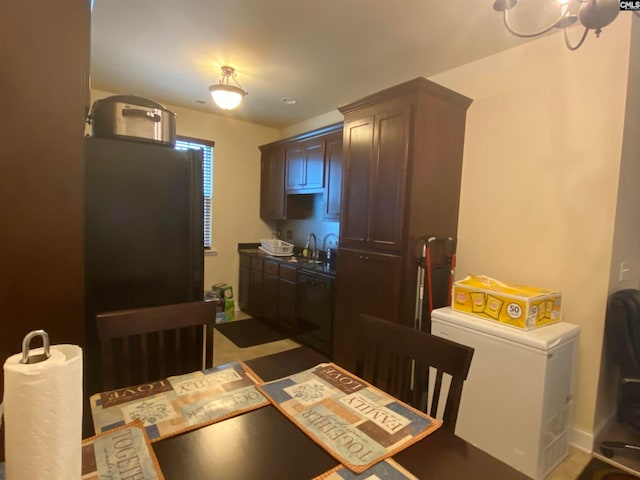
[619,261,631,282]
[286,230,292,240]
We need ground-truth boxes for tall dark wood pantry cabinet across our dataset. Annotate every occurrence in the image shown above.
[0,0,91,459]
[333,78,472,370]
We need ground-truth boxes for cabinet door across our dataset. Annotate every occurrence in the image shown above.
[249,257,264,317]
[260,146,286,219]
[285,144,305,190]
[323,132,343,220]
[332,248,402,370]
[238,255,250,311]
[368,107,411,252]
[302,137,325,190]
[262,274,279,325]
[262,260,279,324]
[340,117,373,249]
[278,279,297,334]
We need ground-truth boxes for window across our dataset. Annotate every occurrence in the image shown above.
[175,136,214,249]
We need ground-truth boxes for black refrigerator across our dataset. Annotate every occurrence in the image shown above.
[84,137,204,395]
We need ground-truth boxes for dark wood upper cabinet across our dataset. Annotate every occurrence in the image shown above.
[285,137,325,193]
[333,78,472,367]
[259,123,343,220]
[341,105,411,253]
[259,145,286,219]
[340,117,373,245]
[323,132,343,220]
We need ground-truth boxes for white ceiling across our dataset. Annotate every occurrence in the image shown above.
[90,0,549,129]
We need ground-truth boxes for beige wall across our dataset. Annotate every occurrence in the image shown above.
[429,17,633,435]
[90,89,280,303]
[290,16,635,438]
[595,18,640,433]
[281,110,343,138]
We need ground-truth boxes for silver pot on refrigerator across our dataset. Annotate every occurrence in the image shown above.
[88,95,176,147]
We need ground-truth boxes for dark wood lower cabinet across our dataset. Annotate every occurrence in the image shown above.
[238,254,250,312]
[332,248,402,371]
[248,257,264,317]
[238,253,305,336]
[278,265,298,334]
[262,260,279,326]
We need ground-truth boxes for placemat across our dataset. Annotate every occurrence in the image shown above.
[82,419,164,479]
[258,362,442,473]
[314,458,418,479]
[90,361,269,442]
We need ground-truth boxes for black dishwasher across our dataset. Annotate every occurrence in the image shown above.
[296,270,334,358]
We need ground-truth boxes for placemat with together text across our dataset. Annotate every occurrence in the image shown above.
[82,419,164,480]
[258,362,441,473]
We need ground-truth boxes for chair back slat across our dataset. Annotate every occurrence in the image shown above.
[355,314,474,432]
[122,337,132,386]
[429,370,444,419]
[157,330,166,379]
[96,301,218,391]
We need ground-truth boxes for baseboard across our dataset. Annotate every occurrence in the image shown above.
[570,425,594,453]
[593,411,618,445]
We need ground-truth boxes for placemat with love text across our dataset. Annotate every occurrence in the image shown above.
[90,361,269,442]
[258,362,441,473]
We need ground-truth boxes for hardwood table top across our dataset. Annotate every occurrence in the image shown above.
[152,346,530,480]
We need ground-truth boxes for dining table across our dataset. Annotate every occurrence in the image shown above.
[146,346,531,480]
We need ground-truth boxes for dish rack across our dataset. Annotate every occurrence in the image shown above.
[259,239,294,256]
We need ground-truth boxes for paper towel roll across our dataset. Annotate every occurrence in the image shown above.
[3,344,83,479]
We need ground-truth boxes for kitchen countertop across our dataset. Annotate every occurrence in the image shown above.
[238,247,337,278]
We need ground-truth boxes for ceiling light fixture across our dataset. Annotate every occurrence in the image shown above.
[208,66,247,110]
[493,0,638,51]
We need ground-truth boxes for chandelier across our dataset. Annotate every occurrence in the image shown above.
[493,0,639,50]
[208,66,248,110]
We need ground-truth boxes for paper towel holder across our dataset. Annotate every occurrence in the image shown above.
[20,330,51,364]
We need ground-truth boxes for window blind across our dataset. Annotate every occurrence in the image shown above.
[175,138,214,249]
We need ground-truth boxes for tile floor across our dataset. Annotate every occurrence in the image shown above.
[214,313,617,480]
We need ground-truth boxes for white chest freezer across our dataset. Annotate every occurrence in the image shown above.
[430,307,580,480]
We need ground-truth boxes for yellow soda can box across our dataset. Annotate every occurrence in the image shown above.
[452,275,562,330]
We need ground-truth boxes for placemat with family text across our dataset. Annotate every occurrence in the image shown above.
[90,361,269,442]
[258,362,441,473]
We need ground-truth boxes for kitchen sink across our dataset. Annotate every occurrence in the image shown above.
[287,256,322,265]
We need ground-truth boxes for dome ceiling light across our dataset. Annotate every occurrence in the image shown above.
[493,0,639,50]
[208,66,248,110]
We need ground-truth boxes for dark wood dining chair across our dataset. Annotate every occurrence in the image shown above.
[355,313,474,432]
[96,300,219,391]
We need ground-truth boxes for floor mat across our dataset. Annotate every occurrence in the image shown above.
[578,457,639,479]
[216,318,287,348]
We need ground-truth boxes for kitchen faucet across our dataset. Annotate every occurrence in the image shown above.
[305,233,318,260]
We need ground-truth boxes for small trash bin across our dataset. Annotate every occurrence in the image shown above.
[212,283,235,322]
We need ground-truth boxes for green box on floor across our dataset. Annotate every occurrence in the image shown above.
[213,283,235,322]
